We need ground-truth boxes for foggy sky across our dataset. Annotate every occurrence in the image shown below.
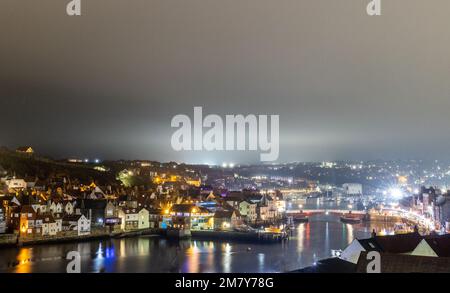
[1,0,450,164]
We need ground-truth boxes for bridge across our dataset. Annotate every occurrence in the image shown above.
[286,209,366,215]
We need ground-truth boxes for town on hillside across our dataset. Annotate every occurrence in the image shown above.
[1,146,450,273]
[0,147,287,244]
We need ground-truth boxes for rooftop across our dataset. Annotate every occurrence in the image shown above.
[356,252,450,273]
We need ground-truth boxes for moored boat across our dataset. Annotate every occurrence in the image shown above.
[291,212,309,223]
[340,212,361,224]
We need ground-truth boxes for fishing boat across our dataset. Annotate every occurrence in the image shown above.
[340,211,361,224]
[291,212,309,223]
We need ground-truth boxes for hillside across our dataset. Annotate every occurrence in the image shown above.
[0,147,118,185]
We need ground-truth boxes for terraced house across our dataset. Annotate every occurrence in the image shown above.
[0,207,6,233]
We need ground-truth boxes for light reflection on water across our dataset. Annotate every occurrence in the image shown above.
[0,200,396,273]
[0,215,394,273]
[15,248,33,273]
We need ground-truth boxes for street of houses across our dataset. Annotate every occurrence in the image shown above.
[0,175,286,244]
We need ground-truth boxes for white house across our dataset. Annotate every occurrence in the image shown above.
[56,203,63,214]
[32,204,47,214]
[48,202,57,214]
[63,214,91,236]
[118,207,139,230]
[64,202,74,215]
[6,178,27,190]
[138,208,150,229]
[213,210,242,231]
[48,201,64,214]
[261,195,277,220]
[340,238,381,264]
[34,217,44,234]
[53,212,63,233]
[41,214,58,236]
[239,200,257,223]
[0,208,6,233]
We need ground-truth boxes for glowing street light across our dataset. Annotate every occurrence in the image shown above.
[389,188,403,199]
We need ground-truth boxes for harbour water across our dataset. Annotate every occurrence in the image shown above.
[0,199,395,273]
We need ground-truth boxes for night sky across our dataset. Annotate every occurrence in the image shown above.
[1,0,450,164]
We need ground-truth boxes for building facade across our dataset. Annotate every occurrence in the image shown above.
[0,208,6,233]
[239,200,257,223]
[343,183,363,195]
[138,208,150,229]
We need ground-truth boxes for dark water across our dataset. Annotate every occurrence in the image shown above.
[0,213,394,273]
